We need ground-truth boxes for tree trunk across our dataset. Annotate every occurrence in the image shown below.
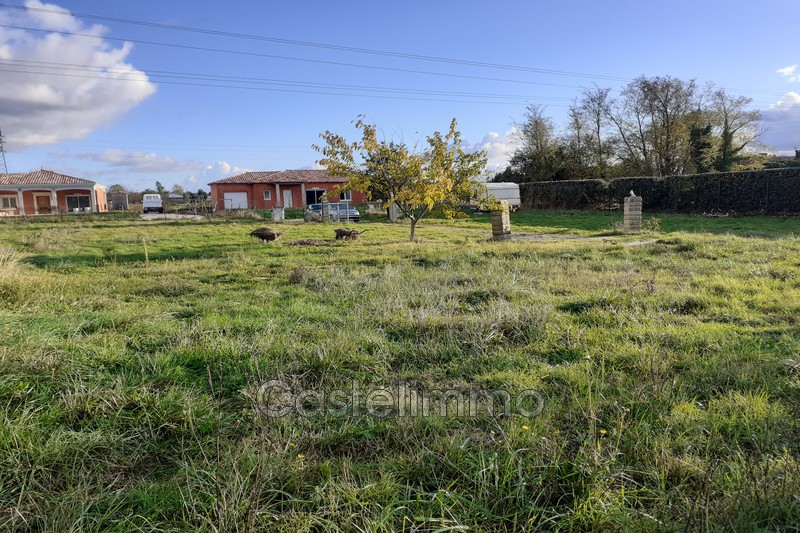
[410,218,418,242]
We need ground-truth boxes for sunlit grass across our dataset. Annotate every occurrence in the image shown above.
[0,212,798,531]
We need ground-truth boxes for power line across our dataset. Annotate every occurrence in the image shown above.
[0,2,630,82]
[3,59,782,107]
[0,3,787,100]
[0,57,578,106]
[0,23,588,91]
[0,58,574,101]
[0,66,573,106]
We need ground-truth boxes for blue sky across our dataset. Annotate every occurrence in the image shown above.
[1,0,798,191]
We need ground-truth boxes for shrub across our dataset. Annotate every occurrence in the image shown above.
[288,265,308,284]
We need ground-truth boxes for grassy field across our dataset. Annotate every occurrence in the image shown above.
[1,211,799,531]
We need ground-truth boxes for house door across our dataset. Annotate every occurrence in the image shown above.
[282,189,293,208]
[35,195,51,214]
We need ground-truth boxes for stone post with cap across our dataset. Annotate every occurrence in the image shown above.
[623,191,642,231]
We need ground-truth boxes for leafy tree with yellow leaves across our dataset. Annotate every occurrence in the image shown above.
[315,118,487,241]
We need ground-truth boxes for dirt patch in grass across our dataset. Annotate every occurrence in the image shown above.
[285,239,332,246]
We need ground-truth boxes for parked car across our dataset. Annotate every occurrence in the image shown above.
[309,202,360,222]
[142,194,164,213]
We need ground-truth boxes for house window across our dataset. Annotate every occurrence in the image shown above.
[263,189,272,201]
[1,196,17,209]
[66,195,90,211]
[305,189,325,205]
[340,190,352,202]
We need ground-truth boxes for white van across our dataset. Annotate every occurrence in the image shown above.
[142,194,164,213]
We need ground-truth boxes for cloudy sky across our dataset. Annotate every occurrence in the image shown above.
[1,0,798,190]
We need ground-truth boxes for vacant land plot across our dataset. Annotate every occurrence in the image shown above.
[1,212,799,531]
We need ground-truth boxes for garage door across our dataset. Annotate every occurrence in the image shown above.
[224,192,248,210]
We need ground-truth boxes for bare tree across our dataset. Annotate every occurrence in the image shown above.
[710,89,762,171]
[571,86,612,177]
[605,76,701,176]
[605,82,654,175]
[506,76,763,180]
[509,105,566,181]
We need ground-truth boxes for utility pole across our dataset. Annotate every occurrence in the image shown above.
[0,127,7,174]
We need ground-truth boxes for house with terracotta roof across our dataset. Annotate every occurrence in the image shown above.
[0,169,107,216]
[208,170,365,211]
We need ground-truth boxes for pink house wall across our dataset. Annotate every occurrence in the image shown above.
[1,188,106,215]
[211,183,366,211]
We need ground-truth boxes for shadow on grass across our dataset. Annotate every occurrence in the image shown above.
[26,242,248,267]
[466,210,800,238]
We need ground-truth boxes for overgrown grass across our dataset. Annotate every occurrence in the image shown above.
[1,212,799,531]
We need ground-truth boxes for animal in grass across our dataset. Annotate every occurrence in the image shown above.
[334,228,368,241]
[249,227,283,242]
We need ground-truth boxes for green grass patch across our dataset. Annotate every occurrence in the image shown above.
[1,213,799,530]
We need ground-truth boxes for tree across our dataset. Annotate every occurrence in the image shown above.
[107,183,128,194]
[506,76,762,180]
[709,89,762,171]
[687,119,716,173]
[508,105,568,181]
[360,141,407,201]
[600,78,762,176]
[315,118,487,241]
[490,166,525,183]
[570,87,612,177]
[171,184,185,195]
[155,181,166,195]
[603,76,699,176]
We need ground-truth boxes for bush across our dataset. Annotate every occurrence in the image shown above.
[288,265,308,284]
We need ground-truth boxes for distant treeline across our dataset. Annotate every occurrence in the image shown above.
[496,75,769,183]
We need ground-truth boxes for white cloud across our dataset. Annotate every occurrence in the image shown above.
[203,161,247,180]
[0,1,156,149]
[760,92,800,151]
[182,161,249,187]
[23,0,82,32]
[777,64,799,82]
[467,127,520,173]
[81,149,197,173]
[68,149,245,190]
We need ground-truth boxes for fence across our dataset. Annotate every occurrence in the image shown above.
[520,167,800,214]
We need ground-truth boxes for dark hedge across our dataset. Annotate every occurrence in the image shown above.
[520,168,800,214]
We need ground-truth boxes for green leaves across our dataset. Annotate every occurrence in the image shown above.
[315,118,487,240]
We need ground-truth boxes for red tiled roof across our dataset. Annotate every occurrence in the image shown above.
[209,170,347,185]
[0,169,96,186]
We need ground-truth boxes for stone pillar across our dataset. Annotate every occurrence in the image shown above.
[275,184,282,207]
[623,193,642,231]
[271,206,284,222]
[300,183,306,207]
[491,200,511,241]
[321,198,331,222]
[17,189,24,215]
[50,190,58,214]
[387,203,398,222]
[89,188,97,213]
